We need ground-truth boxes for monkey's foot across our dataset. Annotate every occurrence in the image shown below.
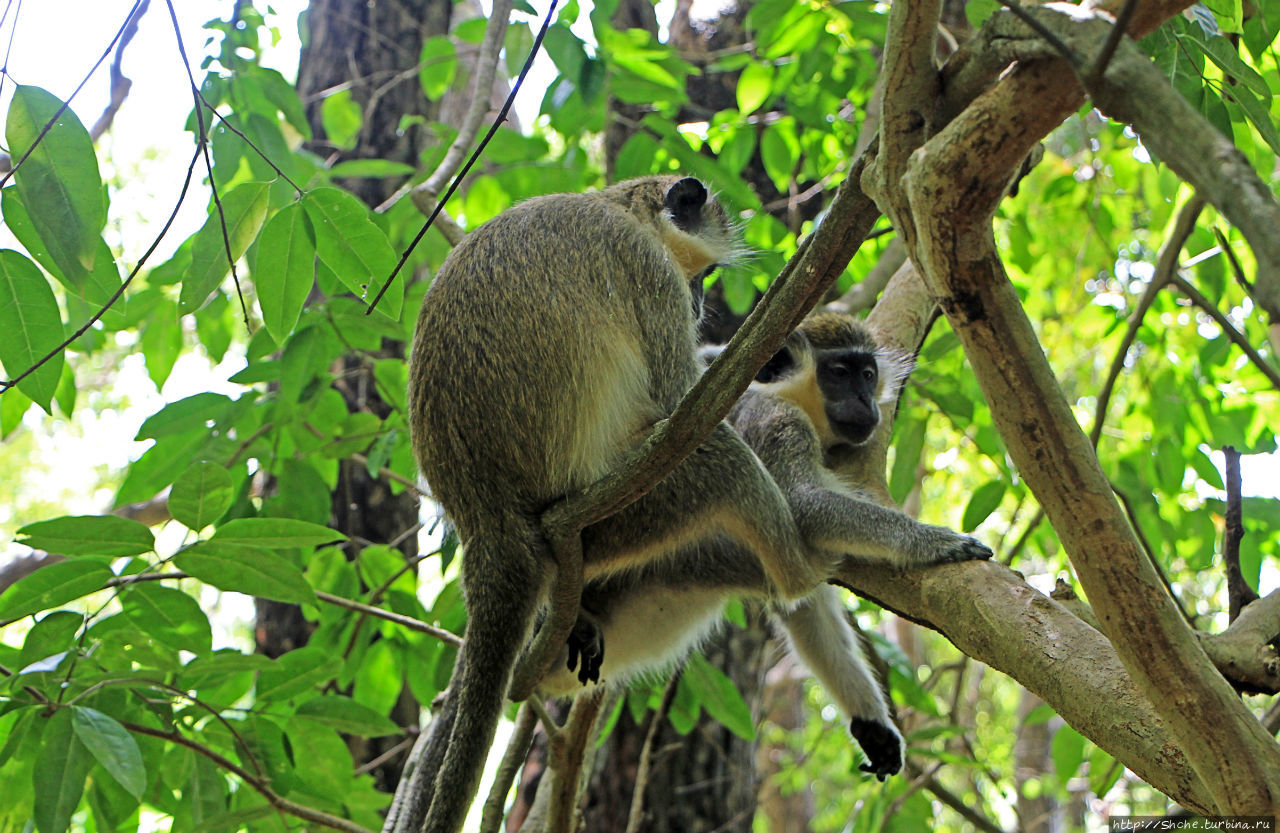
[566,611,605,685]
[850,717,903,781]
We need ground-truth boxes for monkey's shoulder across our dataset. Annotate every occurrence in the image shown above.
[728,389,823,461]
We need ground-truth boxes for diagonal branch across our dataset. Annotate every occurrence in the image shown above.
[509,151,885,701]
[898,42,1280,814]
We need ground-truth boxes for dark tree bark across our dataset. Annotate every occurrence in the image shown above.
[254,0,453,793]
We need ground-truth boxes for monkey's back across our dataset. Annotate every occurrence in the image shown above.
[409,184,701,532]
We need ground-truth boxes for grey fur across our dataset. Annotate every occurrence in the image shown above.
[540,314,993,781]
[407,177,829,833]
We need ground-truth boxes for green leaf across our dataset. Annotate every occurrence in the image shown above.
[0,190,123,324]
[961,480,1006,532]
[179,181,271,313]
[736,62,772,115]
[120,583,213,654]
[176,542,317,605]
[889,416,928,505]
[0,560,112,620]
[1051,724,1087,788]
[760,120,799,192]
[212,517,347,548]
[135,392,233,440]
[168,461,235,531]
[419,36,458,100]
[115,429,214,507]
[295,696,400,737]
[1179,28,1268,97]
[256,646,342,702]
[33,709,93,833]
[302,187,401,319]
[1226,84,1280,156]
[70,706,145,799]
[17,515,155,558]
[320,89,362,151]
[0,249,66,411]
[327,159,416,179]
[683,653,755,741]
[5,86,104,284]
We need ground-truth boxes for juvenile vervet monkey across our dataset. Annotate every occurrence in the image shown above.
[540,313,993,779]
[408,176,836,833]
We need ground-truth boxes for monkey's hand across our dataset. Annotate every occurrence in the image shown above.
[939,531,994,563]
[566,611,605,685]
[915,526,994,565]
[849,717,904,781]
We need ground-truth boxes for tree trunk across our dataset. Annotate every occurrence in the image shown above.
[254,0,452,792]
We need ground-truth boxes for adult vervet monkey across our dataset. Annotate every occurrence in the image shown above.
[541,313,993,779]
[409,176,835,833]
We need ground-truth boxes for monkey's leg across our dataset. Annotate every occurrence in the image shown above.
[774,585,904,780]
[383,675,459,833]
[580,422,824,600]
[422,528,545,833]
[508,523,584,702]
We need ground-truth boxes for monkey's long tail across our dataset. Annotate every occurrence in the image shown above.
[421,535,543,833]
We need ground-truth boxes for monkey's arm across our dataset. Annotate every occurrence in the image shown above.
[732,391,992,569]
[775,585,904,780]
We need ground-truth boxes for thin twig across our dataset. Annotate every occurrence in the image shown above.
[1084,0,1139,87]
[0,0,144,185]
[105,567,462,646]
[89,0,150,142]
[625,671,682,833]
[1111,485,1195,625]
[1213,227,1255,295]
[418,0,513,198]
[1170,273,1280,391]
[1223,447,1258,622]
[1090,197,1205,446]
[0,144,202,392]
[480,702,538,833]
[922,774,1003,833]
[353,735,417,777]
[314,590,463,646]
[195,89,305,194]
[367,0,558,314]
[997,0,1081,66]
[121,719,377,833]
[166,0,251,331]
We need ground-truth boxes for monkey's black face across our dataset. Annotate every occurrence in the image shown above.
[817,348,880,447]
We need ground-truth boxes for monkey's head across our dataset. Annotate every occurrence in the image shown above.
[619,177,742,321]
[754,313,913,450]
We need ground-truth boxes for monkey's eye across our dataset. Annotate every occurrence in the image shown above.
[862,366,877,384]
[827,362,851,379]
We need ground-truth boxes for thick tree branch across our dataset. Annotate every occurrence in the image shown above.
[833,559,1215,812]
[898,42,1280,812]
[1201,590,1280,694]
[980,4,1280,325]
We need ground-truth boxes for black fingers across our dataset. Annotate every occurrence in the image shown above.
[566,612,605,686]
[849,717,903,782]
[951,536,994,562]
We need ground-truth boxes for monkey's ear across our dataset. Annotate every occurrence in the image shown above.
[665,177,708,232]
